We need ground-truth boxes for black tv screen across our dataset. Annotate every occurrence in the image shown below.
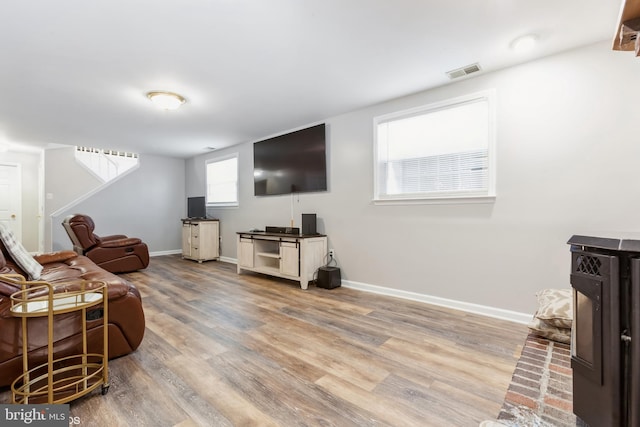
[187,196,206,218]
[253,123,327,196]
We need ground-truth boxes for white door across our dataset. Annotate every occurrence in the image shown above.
[182,223,192,258]
[238,237,254,268]
[0,163,22,240]
[280,241,299,277]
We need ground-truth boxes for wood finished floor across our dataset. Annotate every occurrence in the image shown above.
[1,255,528,426]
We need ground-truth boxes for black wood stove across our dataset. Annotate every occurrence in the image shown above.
[568,235,640,426]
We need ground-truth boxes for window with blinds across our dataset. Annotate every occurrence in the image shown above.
[206,154,239,207]
[374,90,495,203]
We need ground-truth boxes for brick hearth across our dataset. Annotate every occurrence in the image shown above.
[498,334,586,426]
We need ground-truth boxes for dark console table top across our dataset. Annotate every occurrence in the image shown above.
[237,231,326,238]
[568,234,640,252]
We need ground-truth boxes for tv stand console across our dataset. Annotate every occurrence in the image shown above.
[236,231,327,289]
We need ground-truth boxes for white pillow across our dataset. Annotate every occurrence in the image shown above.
[0,224,42,280]
[534,288,572,329]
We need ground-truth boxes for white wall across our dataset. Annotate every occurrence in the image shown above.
[49,151,185,253]
[44,147,102,250]
[187,41,640,317]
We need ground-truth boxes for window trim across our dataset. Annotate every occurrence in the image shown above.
[206,153,239,208]
[373,90,496,205]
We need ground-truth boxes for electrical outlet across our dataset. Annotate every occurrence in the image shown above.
[329,249,335,258]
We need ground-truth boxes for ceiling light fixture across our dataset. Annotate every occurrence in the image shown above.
[146,91,186,110]
[510,34,538,53]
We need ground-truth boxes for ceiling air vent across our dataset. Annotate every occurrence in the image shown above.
[446,63,482,80]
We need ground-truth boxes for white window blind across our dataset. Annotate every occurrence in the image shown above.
[374,91,495,202]
[383,149,487,194]
[206,155,238,206]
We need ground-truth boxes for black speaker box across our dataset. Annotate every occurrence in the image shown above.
[265,226,299,235]
[301,213,317,235]
[317,266,341,289]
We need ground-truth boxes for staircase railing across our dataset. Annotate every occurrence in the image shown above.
[74,147,138,183]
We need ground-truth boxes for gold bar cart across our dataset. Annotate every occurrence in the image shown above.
[4,274,109,404]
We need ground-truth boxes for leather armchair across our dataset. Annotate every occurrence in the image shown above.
[62,214,149,273]
[0,247,145,387]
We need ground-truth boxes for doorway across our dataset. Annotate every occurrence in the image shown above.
[0,162,22,241]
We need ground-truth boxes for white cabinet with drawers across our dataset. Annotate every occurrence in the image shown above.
[182,219,220,262]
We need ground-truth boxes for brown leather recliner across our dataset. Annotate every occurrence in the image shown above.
[62,214,149,274]
[0,245,145,387]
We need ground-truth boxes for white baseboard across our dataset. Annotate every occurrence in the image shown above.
[150,249,182,257]
[150,251,236,265]
[341,279,531,325]
[163,255,531,325]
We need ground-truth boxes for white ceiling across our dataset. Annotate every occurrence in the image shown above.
[0,0,621,158]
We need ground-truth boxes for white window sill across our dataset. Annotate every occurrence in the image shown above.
[207,203,239,209]
[373,195,496,206]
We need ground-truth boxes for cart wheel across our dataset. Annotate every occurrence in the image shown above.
[101,384,110,395]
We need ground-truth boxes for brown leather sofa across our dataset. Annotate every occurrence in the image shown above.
[0,242,145,387]
[62,214,149,274]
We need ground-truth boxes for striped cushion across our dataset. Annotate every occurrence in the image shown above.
[0,224,42,280]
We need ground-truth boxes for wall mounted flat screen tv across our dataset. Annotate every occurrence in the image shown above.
[187,196,206,219]
[253,123,327,196]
